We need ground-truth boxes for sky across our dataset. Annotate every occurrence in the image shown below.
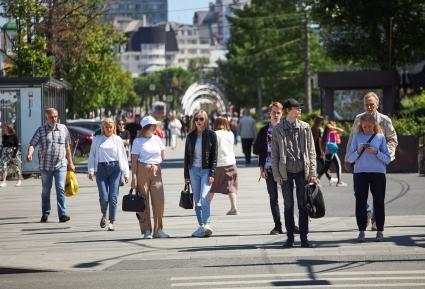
[168,0,211,24]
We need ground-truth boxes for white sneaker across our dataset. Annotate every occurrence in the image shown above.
[15,180,22,187]
[329,178,338,186]
[153,230,170,238]
[191,226,205,237]
[204,224,213,237]
[336,181,348,187]
[143,231,153,239]
[108,223,115,231]
[0,182,7,188]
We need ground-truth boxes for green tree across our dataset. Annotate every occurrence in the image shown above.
[0,0,53,76]
[312,1,425,70]
[1,0,137,117]
[222,0,332,114]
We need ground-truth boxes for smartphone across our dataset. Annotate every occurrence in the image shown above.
[362,143,370,148]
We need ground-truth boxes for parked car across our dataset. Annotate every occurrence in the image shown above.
[67,125,94,157]
[66,119,101,132]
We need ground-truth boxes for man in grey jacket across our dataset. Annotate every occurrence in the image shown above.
[238,109,257,164]
[272,99,317,248]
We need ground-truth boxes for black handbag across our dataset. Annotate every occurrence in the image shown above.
[122,188,146,212]
[179,184,193,209]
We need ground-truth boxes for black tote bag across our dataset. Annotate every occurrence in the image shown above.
[179,184,193,209]
[122,188,146,212]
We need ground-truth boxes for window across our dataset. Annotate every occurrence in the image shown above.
[188,39,197,44]
[187,30,193,36]
[201,49,209,54]
[178,59,185,63]
[180,49,185,54]
[188,49,197,54]
[134,55,140,60]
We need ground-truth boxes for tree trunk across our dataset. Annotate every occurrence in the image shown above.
[256,79,263,120]
[304,9,312,112]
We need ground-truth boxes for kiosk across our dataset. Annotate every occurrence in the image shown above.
[0,78,71,175]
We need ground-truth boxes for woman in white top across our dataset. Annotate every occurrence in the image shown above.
[88,118,129,231]
[168,113,182,150]
[131,116,169,239]
[210,116,239,215]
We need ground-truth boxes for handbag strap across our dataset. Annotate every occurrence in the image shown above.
[357,133,376,159]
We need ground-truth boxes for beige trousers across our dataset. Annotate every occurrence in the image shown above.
[136,163,165,234]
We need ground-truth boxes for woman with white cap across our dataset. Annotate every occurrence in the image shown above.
[131,115,169,239]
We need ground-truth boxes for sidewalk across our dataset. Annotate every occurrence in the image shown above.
[0,138,424,273]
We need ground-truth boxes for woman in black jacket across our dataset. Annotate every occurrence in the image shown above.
[184,110,218,237]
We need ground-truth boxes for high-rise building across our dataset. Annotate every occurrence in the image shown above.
[106,0,167,25]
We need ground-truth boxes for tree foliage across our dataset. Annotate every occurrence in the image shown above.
[0,0,137,117]
[221,0,332,111]
[312,1,425,70]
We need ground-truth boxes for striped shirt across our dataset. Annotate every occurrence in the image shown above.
[29,123,70,171]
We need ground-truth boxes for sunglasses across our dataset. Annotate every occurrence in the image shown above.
[118,123,125,125]
[194,117,204,122]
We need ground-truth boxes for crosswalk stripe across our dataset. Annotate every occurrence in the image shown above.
[171,276,425,287]
[171,269,425,281]
[212,283,425,289]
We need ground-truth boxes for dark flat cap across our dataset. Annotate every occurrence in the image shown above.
[283,98,303,108]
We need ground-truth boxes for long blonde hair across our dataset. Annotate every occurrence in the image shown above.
[101,118,116,135]
[357,114,382,134]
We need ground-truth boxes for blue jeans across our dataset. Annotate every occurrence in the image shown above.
[282,171,308,240]
[189,166,211,225]
[96,161,122,222]
[41,165,67,218]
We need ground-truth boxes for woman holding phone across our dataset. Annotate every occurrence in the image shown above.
[347,114,391,242]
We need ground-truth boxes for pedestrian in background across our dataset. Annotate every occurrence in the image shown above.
[347,113,391,242]
[126,114,141,146]
[1,123,23,187]
[229,111,239,145]
[238,109,257,164]
[131,116,169,239]
[345,92,398,231]
[117,119,131,158]
[311,116,332,182]
[88,118,129,231]
[209,116,239,215]
[184,110,218,237]
[163,113,171,147]
[168,113,182,150]
[27,108,75,223]
[271,99,317,248]
[318,121,347,187]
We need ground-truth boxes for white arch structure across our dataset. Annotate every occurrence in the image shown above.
[181,82,227,116]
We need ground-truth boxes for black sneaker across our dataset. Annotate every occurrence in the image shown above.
[301,240,314,248]
[100,217,106,228]
[40,215,48,223]
[283,239,294,248]
[59,215,70,223]
[270,226,283,235]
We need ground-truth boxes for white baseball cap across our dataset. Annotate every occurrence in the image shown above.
[140,115,159,128]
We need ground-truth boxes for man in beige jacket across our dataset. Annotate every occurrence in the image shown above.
[272,98,317,248]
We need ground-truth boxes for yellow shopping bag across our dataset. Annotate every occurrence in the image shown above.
[65,171,79,197]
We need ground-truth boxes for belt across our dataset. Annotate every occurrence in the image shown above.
[99,161,119,165]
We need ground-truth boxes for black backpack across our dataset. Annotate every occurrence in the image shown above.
[304,183,325,218]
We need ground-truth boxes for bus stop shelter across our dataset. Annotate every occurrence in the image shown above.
[0,78,71,175]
